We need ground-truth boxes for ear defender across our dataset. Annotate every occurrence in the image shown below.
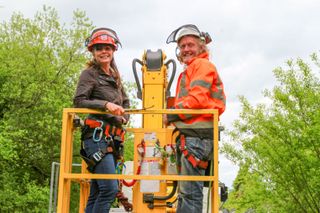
[85,37,90,47]
[200,32,212,44]
[175,46,182,62]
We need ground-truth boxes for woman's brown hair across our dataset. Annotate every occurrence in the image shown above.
[86,58,123,90]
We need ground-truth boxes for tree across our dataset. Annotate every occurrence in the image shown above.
[0,6,139,212]
[223,162,279,212]
[222,54,320,212]
[0,6,93,212]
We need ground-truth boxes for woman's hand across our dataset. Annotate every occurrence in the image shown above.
[113,116,127,125]
[121,116,127,124]
[105,102,125,116]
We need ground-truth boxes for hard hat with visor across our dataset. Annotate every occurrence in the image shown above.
[85,28,122,52]
[166,24,212,44]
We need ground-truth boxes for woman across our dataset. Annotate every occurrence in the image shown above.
[74,27,130,213]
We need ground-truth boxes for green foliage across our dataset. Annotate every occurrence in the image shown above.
[0,172,49,213]
[122,80,139,161]
[0,5,93,211]
[223,54,320,212]
[124,132,134,161]
[224,162,280,212]
[0,6,139,212]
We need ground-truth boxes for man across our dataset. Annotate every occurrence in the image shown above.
[165,24,226,213]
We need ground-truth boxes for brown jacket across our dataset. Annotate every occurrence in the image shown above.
[73,66,130,127]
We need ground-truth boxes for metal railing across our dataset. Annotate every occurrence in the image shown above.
[48,162,81,213]
[56,108,219,213]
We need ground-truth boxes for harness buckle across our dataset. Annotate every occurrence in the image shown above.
[92,151,103,162]
[105,135,113,143]
[113,135,123,142]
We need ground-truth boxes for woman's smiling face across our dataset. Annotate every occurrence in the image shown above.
[92,44,115,65]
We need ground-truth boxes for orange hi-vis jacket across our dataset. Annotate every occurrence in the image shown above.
[168,52,226,139]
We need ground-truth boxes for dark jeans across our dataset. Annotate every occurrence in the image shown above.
[176,136,213,213]
[84,138,118,213]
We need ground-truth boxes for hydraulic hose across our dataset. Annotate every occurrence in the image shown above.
[153,181,178,201]
[165,59,176,98]
[132,58,143,100]
[145,181,178,209]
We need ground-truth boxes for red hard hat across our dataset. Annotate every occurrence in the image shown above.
[85,28,122,52]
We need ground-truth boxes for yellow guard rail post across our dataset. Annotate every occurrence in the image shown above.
[56,108,219,213]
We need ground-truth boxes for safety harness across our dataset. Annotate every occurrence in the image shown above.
[80,118,126,173]
[179,134,208,170]
[79,118,133,211]
[85,119,126,143]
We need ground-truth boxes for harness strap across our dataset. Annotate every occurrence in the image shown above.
[80,141,114,173]
[116,191,133,212]
[111,126,116,135]
[121,139,145,187]
[105,124,111,137]
[180,135,208,169]
[85,119,101,128]
[85,118,125,141]
[116,162,134,211]
[91,146,114,163]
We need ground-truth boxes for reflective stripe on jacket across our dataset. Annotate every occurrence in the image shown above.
[168,52,226,138]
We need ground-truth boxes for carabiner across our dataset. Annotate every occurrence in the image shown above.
[93,127,103,142]
[93,120,104,142]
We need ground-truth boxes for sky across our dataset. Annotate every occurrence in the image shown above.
[1,0,320,188]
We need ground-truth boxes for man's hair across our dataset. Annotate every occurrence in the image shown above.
[176,36,209,63]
